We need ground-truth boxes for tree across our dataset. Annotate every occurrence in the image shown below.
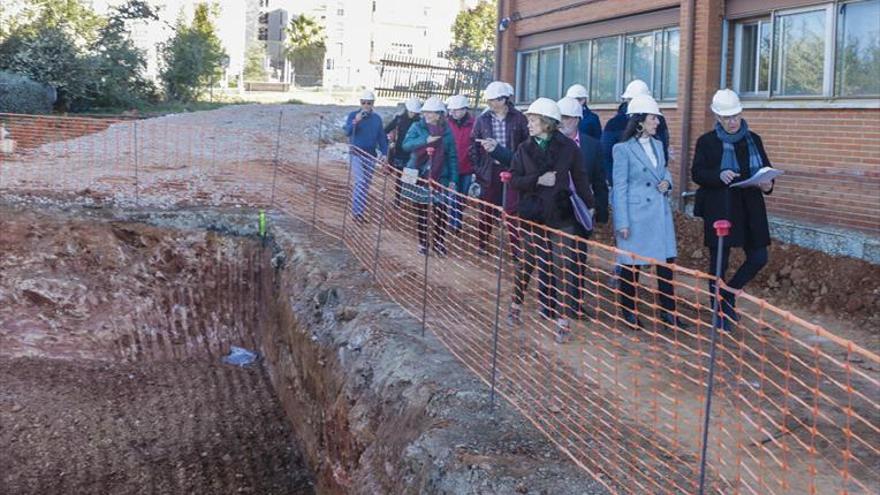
[243,43,268,81]
[285,15,326,86]
[448,0,496,79]
[160,3,227,102]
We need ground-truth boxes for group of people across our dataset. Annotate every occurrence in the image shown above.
[343,80,775,342]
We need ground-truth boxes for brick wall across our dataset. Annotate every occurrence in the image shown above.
[500,0,880,239]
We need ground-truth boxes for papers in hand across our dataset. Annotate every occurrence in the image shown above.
[730,167,783,188]
[401,167,420,185]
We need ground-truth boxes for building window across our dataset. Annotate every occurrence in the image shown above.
[660,28,680,100]
[518,47,562,101]
[836,0,880,96]
[590,36,620,103]
[733,1,878,98]
[563,41,590,93]
[734,20,771,95]
[337,8,344,16]
[624,32,655,90]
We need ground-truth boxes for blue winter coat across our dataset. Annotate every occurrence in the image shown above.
[600,102,670,185]
[612,137,677,265]
[578,104,602,140]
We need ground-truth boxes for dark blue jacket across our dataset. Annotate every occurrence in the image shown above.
[578,104,602,140]
[343,110,388,156]
[599,102,669,185]
[576,133,609,224]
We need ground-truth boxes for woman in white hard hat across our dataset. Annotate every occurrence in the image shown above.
[385,97,422,205]
[600,80,670,186]
[612,94,688,331]
[692,89,773,330]
[343,89,389,221]
[564,84,601,140]
[445,94,475,231]
[470,80,529,253]
[401,96,459,256]
[508,97,596,343]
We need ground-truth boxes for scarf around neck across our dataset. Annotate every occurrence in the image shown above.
[714,119,763,176]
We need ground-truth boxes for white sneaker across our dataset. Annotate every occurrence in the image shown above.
[555,318,571,344]
[507,302,522,326]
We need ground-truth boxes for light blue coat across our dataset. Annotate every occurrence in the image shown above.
[612,137,677,265]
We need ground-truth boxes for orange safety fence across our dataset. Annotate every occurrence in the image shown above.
[0,112,877,494]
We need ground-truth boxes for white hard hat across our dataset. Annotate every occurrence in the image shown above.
[525,97,562,122]
[446,94,470,110]
[621,79,651,99]
[484,81,508,100]
[626,94,662,116]
[502,82,515,97]
[710,89,743,117]
[404,97,422,113]
[556,97,583,118]
[421,96,446,113]
[360,89,376,101]
[565,84,589,99]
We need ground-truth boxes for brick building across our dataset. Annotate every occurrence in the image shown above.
[496,0,880,261]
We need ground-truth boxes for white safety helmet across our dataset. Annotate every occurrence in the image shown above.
[421,96,446,113]
[484,81,508,100]
[620,79,651,99]
[502,82,515,97]
[626,94,662,116]
[404,97,422,113]
[446,94,470,111]
[525,97,562,123]
[360,89,376,101]
[710,88,743,117]
[556,97,583,119]
[565,84,589,99]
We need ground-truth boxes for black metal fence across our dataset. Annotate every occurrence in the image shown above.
[375,54,490,107]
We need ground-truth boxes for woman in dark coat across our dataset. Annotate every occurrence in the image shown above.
[508,98,595,343]
[692,89,774,329]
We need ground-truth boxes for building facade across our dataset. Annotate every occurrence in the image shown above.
[497,0,880,260]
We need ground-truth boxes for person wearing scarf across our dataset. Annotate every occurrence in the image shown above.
[692,89,774,331]
[402,97,459,256]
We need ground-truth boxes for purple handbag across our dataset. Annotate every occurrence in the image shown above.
[569,173,593,232]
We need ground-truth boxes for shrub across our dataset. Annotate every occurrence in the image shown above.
[0,70,53,114]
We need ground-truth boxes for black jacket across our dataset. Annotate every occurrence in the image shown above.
[510,131,595,229]
[576,133,609,224]
[600,102,670,185]
[691,130,774,248]
[384,112,417,163]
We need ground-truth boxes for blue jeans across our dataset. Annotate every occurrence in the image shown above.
[350,154,375,218]
[446,174,472,230]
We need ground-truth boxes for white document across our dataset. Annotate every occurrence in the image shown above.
[400,167,420,185]
[730,167,783,188]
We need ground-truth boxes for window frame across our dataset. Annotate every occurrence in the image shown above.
[515,25,680,105]
[732,19,772,96]
[730,1,878,101]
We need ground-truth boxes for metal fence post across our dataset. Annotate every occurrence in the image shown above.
[269,110,283,209]
[698,219,732,495]
[310,116,324,235]
[133,120,139,207]
[489,172,511,410]
[371,165,390,281]
[420,182,433,337]
[341,148,354,246]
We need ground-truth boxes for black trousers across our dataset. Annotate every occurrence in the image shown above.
[416,202,448,248]
[708,245,768,314]
[618,258,677,314]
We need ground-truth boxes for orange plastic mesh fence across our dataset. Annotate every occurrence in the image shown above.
[0,113,876,494]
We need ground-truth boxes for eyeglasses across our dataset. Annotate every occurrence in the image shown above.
[360,100,374,105]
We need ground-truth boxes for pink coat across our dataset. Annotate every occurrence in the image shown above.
[447,114,475,176]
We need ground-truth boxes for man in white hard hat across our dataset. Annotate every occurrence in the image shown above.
[385,97,422,205]
[470,80,529,252]
[445,94,476,231]
[599,79,670,186]
[564,84,601,140]
[692,88,774,331]
[508,97,595,343]
[343,89,389,222]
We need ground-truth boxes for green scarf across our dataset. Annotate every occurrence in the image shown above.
[533,135,550,150]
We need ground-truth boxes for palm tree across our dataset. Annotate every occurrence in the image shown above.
[285,15,326,85]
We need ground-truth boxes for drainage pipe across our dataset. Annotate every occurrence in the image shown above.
[677,0,697,212]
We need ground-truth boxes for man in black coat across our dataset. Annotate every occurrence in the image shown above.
[692,89,774,329]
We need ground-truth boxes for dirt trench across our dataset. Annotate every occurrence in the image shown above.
[0,200,606,494]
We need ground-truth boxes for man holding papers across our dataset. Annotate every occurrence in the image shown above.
[692,89,776,329]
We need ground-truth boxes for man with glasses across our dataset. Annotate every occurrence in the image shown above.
[343,90,389,222]
[692,89,775,331]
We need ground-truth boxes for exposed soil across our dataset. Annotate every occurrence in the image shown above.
[0,205,315,495]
